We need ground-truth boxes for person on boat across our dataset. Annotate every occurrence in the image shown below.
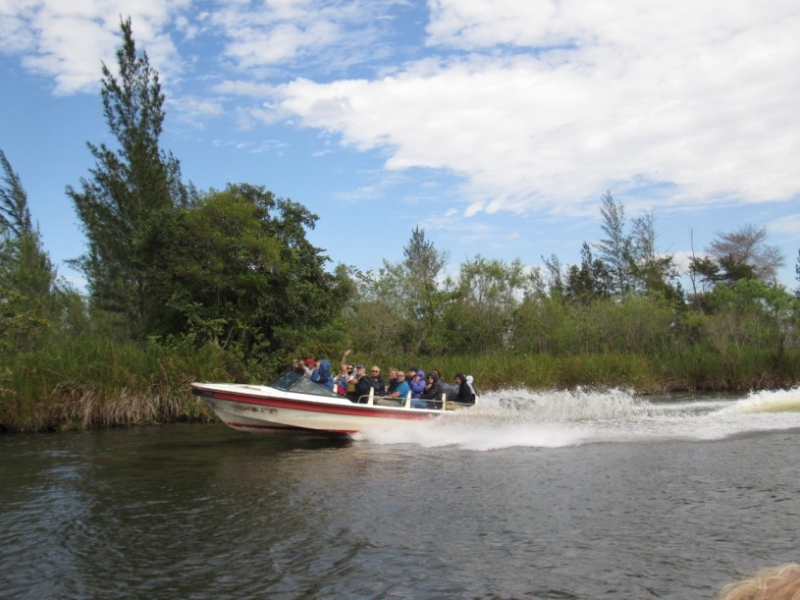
[347,364,378,403]
[302,357,316,377]
[345,363,366,402]
[376,370,411,406]
[308,358,320,379]
[312,359,335,391]
[409,369,426,399]
[409,370,436,408]
[337,349,357,395]
[352,365,385,403]
[369,365,386,395]
[466,374,477,399]
[431,369,457,400]
[339,349,356,380]
[428,368,455,400]
[454,373,475,404]
[420,372,445,408]
[385,367,400,395]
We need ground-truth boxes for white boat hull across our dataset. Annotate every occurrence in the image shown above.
[192,382,450,435]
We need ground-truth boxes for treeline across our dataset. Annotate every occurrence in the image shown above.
[347,219,799,391]
[2,19,800,431]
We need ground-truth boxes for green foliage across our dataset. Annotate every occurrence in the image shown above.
[0,149,32,237]
[594,192,680,300]
[444,256,537,354]
[0,148,72,359]
[162,183,348,362]
[694,224,785,287]
[701,279,795,362]
[0,333,230,431]
[796,249,800,298]
[688,255,721,291]
[5,78,800,434]
[400,226,451,353]
[67,18,186,340]
[349,227,451,355]
[565,242,611,305]
[596,191,632,296]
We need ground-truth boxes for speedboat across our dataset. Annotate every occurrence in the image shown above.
[191,370,473,435]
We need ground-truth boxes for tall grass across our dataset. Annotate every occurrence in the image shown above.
[2,338,799,432]
[0,335,230,432]
[375,349,800,394]
[381,353,662,392]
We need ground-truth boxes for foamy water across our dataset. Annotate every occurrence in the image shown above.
[359,387,800,449]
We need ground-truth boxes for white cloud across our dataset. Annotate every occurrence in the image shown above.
[770,214,800,236]
[207,0,398,72]
[214,80,277,97]
[4,0,799,229]
[426,0,562,48]
[0,0,188,94]
[170,95,224,126]
[270,0,800,217]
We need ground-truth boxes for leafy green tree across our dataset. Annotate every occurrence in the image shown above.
[163,184,349,366]
[403,227,453,353]
[67,18,186,340]
[565,242,612,305]
[342,227,453,355]
[382,227,451,353]
[688,255,721,290]
[689,225,785,319]
[700,279,794,368]
[628,212,681,300]
[444,256,533,354]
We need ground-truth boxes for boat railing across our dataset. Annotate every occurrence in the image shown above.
[355,388,448,410]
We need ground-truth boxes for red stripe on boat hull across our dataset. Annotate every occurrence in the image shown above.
[207,390,435,421]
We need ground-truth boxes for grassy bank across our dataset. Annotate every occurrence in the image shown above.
[0,336,230,432]
[2,342,799,432]
[379,348,800,394]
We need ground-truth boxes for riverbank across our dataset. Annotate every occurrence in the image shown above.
[2,340,798,432]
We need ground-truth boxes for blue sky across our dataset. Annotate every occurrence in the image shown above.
[1,0,799,291]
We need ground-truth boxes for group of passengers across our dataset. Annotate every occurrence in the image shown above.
[295,350,476,408]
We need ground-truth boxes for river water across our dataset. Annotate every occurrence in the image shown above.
[2,388,800,599]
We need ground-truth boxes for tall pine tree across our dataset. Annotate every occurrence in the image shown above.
[0,149,61,354]
[67,17,186,339]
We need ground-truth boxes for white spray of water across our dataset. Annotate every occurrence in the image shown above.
[359,387,800,450]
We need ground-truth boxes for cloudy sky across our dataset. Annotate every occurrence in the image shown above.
[1,0,799,289]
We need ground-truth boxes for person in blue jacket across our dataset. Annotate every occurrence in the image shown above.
[311,358,335,391]
[409,369,426,399]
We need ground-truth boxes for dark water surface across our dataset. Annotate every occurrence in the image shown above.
[2,389,800,599]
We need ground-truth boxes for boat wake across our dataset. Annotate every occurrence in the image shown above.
[357,387,800,450]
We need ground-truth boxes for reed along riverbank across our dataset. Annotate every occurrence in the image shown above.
[2,338,799,432]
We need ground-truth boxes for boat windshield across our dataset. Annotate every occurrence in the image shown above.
[270,370,341,398]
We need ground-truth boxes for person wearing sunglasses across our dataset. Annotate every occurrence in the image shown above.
[352,364,385,403]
